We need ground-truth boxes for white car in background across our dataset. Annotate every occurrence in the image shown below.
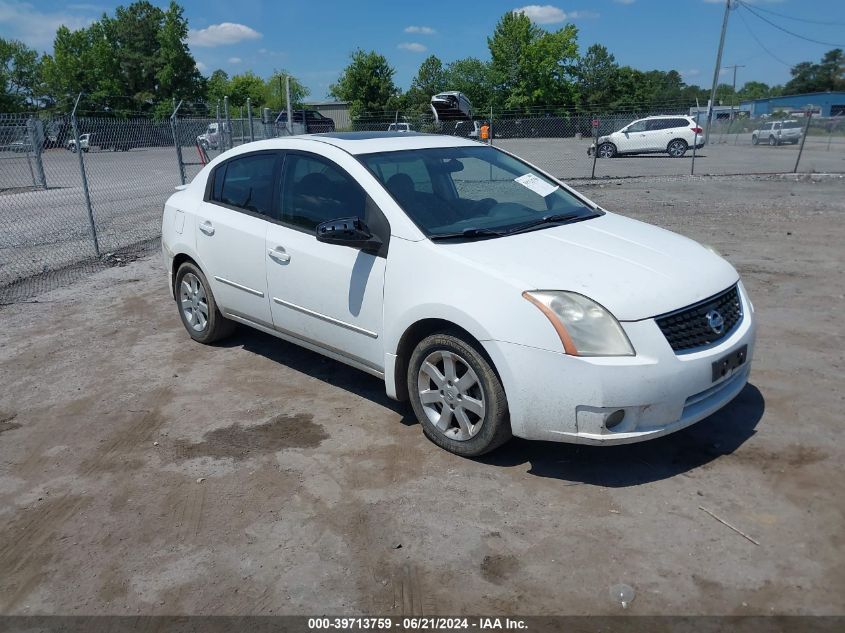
[589,115,704,158]
[162,132,755,456]
[751,120,803,146]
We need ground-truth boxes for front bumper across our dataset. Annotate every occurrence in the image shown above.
[482,284,757,444]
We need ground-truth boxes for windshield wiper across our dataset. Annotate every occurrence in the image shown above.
[429,227,506,241]
[505,211,598,236]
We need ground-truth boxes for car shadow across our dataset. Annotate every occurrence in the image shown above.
[476,383,764,487]
[220,328,763,486]
[219,327,416,424]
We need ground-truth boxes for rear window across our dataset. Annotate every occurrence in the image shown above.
[213,152,277,217]
[783,122,803,129]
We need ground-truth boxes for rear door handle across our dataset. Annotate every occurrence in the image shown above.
[268,246,291,264]
[199,220,215,236]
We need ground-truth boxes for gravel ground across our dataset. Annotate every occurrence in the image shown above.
[0,175,843,616]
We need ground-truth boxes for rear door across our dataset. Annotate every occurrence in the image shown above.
[195,151,280,326]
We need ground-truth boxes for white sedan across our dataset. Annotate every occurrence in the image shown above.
[162,132,756,456]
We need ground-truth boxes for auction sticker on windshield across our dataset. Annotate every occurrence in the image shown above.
[514,173,558,197]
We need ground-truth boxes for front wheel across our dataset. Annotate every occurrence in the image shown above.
[769,135,778,146]
[667,139,688,157]
[408,332,511,457]
[174,262,235,344]
[752,135,759,145]
[596,142,616,158]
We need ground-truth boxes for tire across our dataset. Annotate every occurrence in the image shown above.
[408,331,511,457]
[667,139,688,158]
[597,142,616,158]
[752,135,759,145]
[174,262,235,344]
[769,135,778,146]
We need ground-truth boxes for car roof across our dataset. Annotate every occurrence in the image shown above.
[295,132,480,155]
[642,115,692,119]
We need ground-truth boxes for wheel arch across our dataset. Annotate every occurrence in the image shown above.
[171,252,201,296]
[389,317,497,402]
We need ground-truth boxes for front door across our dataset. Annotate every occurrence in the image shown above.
[265,152,389,373]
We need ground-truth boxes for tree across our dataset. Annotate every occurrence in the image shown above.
[737,81,771,101]
[206,69,230,106]
[156,1,204,102]
[487,11,579,111]
[227,72,266,108]
[784,49,845,95]
[577,44,620,109]
[444,57,493,110]
[330,49,399,118]
[402,55,447,114]
[264,70,310,111]
[1,38,42,110]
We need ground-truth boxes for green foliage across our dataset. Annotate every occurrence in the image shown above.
[0,38,41,111]
[488,12,579,110]
[736,81,772,101]
[403,55,447,114]
[264,70,310,111]
[330,49,400,118]
[783,49,845,95]
[576,44,619,109]
[444,57,493,110]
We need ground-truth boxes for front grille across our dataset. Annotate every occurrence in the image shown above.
[655,285,742,352]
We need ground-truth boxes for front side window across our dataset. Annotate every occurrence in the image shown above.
[281,154,366,231]
[361,145,597,238]
[212,152,277,217]
[626,121,647,133]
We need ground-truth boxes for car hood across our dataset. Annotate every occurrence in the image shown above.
[438,212,739,321]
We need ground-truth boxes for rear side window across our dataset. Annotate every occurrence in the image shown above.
[212,152,278,217]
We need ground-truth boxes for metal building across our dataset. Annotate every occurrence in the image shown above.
[740,91,845,118]
[303,101,351,130]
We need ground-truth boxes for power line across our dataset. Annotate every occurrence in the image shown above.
[736,1,845,28]
[736,8,794,68]
[737,1,845,48]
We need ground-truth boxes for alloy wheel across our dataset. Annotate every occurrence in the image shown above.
[417,350,486,441]
[179,272,209,332]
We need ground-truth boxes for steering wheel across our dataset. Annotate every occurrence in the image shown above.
[468,198,498,216]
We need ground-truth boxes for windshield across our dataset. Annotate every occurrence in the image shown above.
[360,146,597,237]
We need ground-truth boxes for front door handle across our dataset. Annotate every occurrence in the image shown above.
[199,220,215,236]
[268,247,291,264]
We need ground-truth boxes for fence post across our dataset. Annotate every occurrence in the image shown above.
[171,99,186,186]
[216,100,222,150]
[489,106,494,146]
[263,107,272,139]
[793,110,813,173]
[691,111,700,176]
[247,98,255,142]
[71,93,100,258]
[590,115,600,180]
[26,117,47,188]
[223,96,232,150]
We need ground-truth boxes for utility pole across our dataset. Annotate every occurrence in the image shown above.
[706,0,732,145]
[724,63,745,130]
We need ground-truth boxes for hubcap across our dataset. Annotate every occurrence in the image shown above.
[599,144,613,158]
[669,141,684,156]
[417,350,486,441]
[179,272,209,332]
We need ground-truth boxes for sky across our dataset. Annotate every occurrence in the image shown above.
[1,0,844,100]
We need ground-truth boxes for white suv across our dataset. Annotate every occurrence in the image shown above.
[751,120,803,146]
[589,115,704,158]
[162,133,755,456]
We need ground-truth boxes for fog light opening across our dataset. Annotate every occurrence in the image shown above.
[605,409,626,430]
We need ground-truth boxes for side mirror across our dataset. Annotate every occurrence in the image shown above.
[316,217,382,252]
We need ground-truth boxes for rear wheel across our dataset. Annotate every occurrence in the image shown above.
[408,331,511,457]
[769,135,778,146]
[175,262,235,344]
[667,139,688,157]
[597,142,616,158]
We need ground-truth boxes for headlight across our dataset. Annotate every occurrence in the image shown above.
[523,291,635,357]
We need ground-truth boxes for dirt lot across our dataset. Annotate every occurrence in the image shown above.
[0,175,843,616]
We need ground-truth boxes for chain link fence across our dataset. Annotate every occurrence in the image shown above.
[2,96,844,304]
